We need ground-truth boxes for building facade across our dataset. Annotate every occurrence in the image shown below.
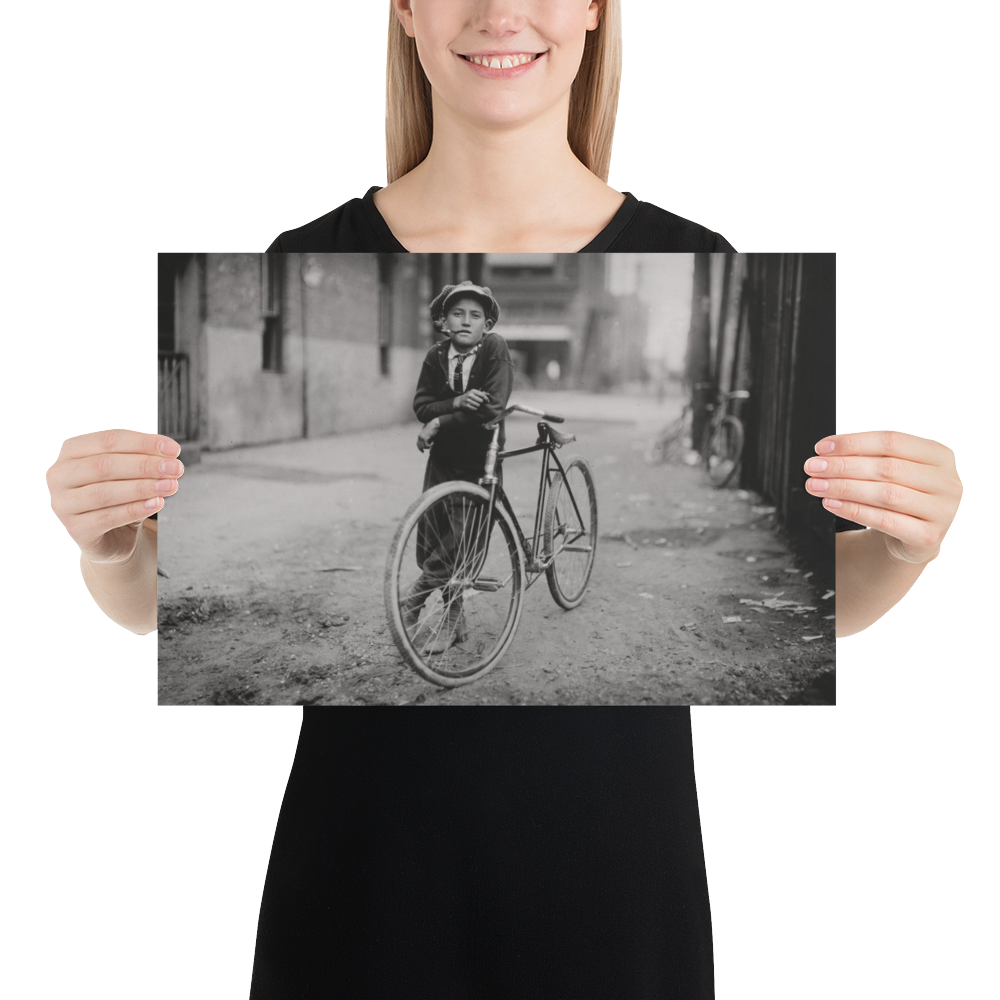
[158,253,470,450]
[159,252,658,451]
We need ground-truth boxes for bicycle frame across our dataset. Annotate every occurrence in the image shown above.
[476,408,589,584]
[709,389,750,432]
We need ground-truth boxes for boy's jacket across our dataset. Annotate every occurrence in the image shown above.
[413,332,515,473]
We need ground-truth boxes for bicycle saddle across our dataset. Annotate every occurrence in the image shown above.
[541,422,576,447]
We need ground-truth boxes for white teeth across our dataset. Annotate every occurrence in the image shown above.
[468,53,537,68]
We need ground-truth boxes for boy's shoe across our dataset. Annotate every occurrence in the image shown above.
[423,600,468,655]
[400,578,432,630]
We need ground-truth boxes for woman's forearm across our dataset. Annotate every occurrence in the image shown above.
[80,520,158,635]
[835,529,928,638]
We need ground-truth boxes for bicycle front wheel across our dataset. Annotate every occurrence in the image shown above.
[703,416,744,488]
[385,482,525,687]
[543,457,598,610]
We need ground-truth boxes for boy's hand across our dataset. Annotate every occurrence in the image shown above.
[804,431,961,565]
[47,430,183,565]
[417,419,440,452]
[454,389,489,412]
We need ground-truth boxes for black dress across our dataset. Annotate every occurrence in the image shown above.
[267,187,735,254]
[250,708,712,999]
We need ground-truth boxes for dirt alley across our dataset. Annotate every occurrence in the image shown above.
[158,390,837,706]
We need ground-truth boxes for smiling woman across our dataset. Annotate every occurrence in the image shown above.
[384,0,615,211]
[268,0,734,253]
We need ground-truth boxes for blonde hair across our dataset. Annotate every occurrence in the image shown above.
[385,1,622,183]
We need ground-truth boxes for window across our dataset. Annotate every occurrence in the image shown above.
[261,254,284,372]
[378,254,393,375]
[485,252,556,279]
[158,254,183,352]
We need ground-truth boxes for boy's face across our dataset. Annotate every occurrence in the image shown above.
[444,297,489,351]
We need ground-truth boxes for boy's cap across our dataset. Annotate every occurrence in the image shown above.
[430,281,500,327]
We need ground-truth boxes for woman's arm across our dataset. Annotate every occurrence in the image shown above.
[834,527,930,638]
[80,518,160,634]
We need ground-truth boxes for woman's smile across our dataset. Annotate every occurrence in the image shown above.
[457,50,547,78]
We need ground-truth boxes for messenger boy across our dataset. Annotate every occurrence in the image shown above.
[404,281,514,652]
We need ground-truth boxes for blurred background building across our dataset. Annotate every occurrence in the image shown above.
[157,252,691,449]
[694,253,837,551]
[158,252,834,551]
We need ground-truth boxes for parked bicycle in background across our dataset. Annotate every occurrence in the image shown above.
[646,382,750,489]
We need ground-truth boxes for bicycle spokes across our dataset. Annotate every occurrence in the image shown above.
[544,459,597,610]
[387,484,523,685]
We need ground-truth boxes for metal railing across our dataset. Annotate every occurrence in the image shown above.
[158,352,191,440]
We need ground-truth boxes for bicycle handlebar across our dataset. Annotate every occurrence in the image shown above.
[484,403,565,430]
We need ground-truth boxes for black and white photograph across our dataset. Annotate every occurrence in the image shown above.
[158,252,837,706]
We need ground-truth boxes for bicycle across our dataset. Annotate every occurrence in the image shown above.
[384,403,598,688]
[644,381,711,466]
[701,388,749,488]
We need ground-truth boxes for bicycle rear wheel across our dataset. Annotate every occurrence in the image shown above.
[385,482,524,687]
[543,457,598,610]
[703,415,744,488]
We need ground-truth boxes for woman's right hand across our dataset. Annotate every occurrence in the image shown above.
[46,430,183,565]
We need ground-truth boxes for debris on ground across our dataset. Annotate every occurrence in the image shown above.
[739,597,818,614]
[603,531,639,550]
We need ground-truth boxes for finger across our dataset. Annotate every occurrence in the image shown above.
[52,453,185,492]
[804,476,940,519]
[819,498,939,552]
[58,430,181,462]
[802,455,941,494]
[67,496,166,551]
[55,476,180,518]
[815,431,953,468]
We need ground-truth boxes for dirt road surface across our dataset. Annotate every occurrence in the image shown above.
[158,390,836,706]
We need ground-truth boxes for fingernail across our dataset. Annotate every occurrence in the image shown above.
[823,498,843,509]
[805,458,828,473]
[156,479,175,492]
[807,478,829,491]
[144,497,163,510]
[158,439,181,456]
[159,460,181,475]
[816,440,835,455]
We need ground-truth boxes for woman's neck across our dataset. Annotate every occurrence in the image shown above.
[374,99,625,252]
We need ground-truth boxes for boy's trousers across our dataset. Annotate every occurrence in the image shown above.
[415,453,503,590]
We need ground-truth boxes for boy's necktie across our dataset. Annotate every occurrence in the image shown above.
[452,347,478,393]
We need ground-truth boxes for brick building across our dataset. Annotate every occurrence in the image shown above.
[158,252,659,451]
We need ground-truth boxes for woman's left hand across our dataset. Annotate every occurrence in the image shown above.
[804,431,962,564]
